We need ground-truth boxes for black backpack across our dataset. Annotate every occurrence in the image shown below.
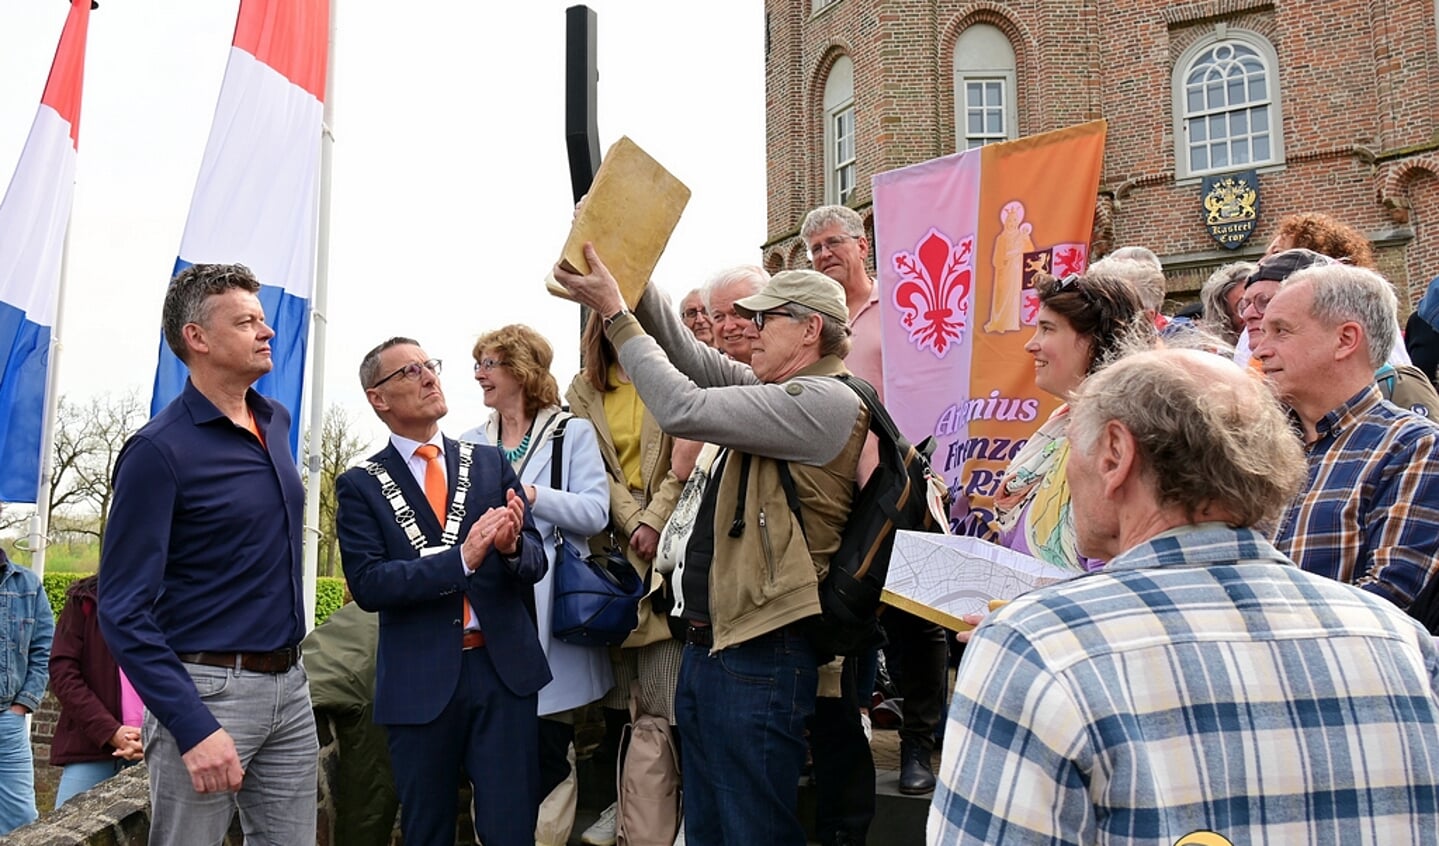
[778,374,947,657]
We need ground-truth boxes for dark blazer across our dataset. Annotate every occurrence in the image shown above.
[336,437,551,725]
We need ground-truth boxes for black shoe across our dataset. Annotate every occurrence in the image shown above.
[898,743,936,795]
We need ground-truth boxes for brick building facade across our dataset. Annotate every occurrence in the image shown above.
[761,0,1439,306]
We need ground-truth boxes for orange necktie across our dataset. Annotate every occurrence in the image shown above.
[414,444,447,520]
[415,444,473,629]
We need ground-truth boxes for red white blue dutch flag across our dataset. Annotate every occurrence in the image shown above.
[151,0,329,454]
[0,0,92,502]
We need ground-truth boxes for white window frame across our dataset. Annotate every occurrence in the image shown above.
[954,25,1018,150]
[1172,26,1285,180]
[961,78,1011,149]
[831,104,856,203]
[823,56,855,205]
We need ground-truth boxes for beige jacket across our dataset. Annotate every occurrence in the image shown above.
[603,289,869,651]
[566,374,684,646]
[699,358,868,650]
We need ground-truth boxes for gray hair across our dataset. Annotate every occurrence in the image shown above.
[800,205,865,241]
[1089,253,1167,313]
[701,265,768,311]
[1069,348,1307,527]
[786,303,853,358]
[1107,245,1162,270]
[359,336,420,389]
[1282,264,1398,370]
[161,264,262,363]
[1199,261,1256,342]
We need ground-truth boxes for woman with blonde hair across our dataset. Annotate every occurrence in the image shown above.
[460,324,611,846]
[567,310,685,846]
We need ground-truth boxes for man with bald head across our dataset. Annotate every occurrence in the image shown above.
[931,349,1439,845]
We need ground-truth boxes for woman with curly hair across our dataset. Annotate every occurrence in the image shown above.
[1266,211,1377,269]
[460,324,612,846]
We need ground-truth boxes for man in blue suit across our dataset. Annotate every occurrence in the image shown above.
[336,336,551,846]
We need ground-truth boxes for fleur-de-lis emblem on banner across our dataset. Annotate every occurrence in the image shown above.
[892,228,974,358]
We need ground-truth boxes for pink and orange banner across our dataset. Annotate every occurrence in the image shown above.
[872,120,1106,535]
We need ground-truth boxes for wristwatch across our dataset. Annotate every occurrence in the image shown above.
[603,307,631,329]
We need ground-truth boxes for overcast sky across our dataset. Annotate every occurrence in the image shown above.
[0,1,768,453]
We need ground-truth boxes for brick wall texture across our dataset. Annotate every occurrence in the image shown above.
[761,0,1439,306]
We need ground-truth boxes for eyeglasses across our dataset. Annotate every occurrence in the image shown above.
[371,359,441,388]
[473,358,506,374]
[681,308,705,321]
[1237,292,1275,315]
[752,309,795,331]
[807,234,857,259]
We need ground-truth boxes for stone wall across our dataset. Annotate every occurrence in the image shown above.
[17,700,610,845]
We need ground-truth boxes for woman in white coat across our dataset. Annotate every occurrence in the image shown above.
[460,324,611,846]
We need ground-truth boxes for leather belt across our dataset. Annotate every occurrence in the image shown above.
[462,630,486,650]
[685,625,713,648]
[177,647,299,674]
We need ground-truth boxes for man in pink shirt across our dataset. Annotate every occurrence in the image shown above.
[801,205,952,822]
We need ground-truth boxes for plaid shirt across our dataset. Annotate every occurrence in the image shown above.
[1276,384,1439,611]
[930,523,1439,846]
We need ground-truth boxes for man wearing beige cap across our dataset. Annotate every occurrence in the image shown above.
[556,247,867,846]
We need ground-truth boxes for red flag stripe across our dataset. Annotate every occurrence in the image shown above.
[232,0,329,102]
[39,0,92,148]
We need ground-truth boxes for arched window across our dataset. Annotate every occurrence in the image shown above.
[823,56,855,204]
[1173,29,1284,178]
[953,25,1018,149]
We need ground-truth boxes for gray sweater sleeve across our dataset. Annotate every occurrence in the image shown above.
[631,285,760,389]
[609,288,862,466]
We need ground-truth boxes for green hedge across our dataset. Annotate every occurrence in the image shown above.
[42,572,87,620]
[41,572,349,627]
[314,577,346,626]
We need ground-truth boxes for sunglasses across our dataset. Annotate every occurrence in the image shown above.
[752,309,795,331]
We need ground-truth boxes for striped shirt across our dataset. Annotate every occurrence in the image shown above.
[930,523,1439,846]
[1276,385,1439,611]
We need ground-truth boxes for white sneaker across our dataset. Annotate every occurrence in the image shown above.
[580,802,618,846]
[673,820,686,846]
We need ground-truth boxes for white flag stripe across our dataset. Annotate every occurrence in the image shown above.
[177,46,321,300]
[0,106,75,326]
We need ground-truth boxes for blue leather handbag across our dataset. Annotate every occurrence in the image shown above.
[547,417,645,647]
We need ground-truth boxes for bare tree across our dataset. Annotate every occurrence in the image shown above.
[307,405,369,577]
[46,391,146,545]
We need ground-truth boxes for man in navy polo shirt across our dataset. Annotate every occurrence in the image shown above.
[99,264,315,845]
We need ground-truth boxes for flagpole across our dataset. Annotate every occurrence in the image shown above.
[25,217,74,579]
[301,0,337,632]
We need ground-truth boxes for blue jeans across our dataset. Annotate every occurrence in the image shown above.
[144,662,317,846]
[55,759,129,809]
[675,626,819,846]
[0,709,37,834]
